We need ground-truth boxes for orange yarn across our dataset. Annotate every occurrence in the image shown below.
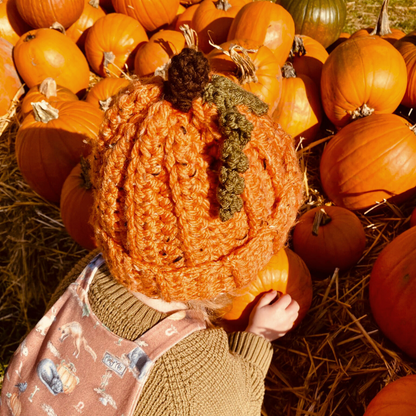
[90,76,303,302]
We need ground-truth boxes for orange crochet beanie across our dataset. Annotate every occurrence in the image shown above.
[90,48,303,302]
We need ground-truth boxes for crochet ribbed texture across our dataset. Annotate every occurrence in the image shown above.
[47,250,274,416]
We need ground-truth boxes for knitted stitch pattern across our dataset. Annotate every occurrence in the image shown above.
[90,66,303,302]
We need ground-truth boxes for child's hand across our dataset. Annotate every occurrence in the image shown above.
[245,291,300,342]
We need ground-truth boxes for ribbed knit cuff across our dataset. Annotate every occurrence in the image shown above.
[228,331,273,377]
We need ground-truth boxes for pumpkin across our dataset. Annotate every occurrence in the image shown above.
[16,0,84,29]
[191,0,248,54]
[364,375,416,415]
[208,39,282,115]
[326,32,350,54]
[290,35,328,87]
[227,1,295,67]
[175,4,199,31]
[411,207,416,228]
[56,361,80,394]
[395,31,416,109]
[134,30,185,78]
[320,114,416,211]
[66,0,106,51]
[369,226,416,359]
[85,77,131,111]
[112,0,180,32]
[7,392,21,416]
[84,13,148,78]
[350,0,405,46]
[292,206,366,275]
[14,29,90,95]
[0,0,31,45]
[320,36,407,128]
[168,3,186,30]
[276,0,346,48]
[0,37,23,117]
[61,161,96,250]
[271,63,322,147]
[222,247,312,332]
[21,78,78,118]
[15,100,104,203]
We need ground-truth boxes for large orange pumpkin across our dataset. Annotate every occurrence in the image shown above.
[0,37,23,117]
[320,36,407,128]
[61,160,96,251]
[134,30,185,78]
[369,226,416,359]
[208,39,282,115]
[14,28,90,95]
[66,0,106,51]
[0,0,31,45]
[271,63,322,147]
[112,0,180,32]
[222,247,312,332]
[20,78,78,118]
[85,77,131,111]
[84,13,148,77]
[191,0,248,53]
[292,206,366,275]
[16,100,104,203]
[175,4,199,31]
[364,375,416,415]
[320,114,416,211]
[16,0,84,29]
[227,1,295,67]
[326,32,350,54]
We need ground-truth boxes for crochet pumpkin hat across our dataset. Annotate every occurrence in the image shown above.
[90,48,303,302]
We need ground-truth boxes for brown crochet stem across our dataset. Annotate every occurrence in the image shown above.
[370,0,392,36]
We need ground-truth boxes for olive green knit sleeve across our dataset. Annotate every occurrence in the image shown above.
[45,248,101,311]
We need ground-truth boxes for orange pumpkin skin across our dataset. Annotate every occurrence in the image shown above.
[191,0,247,54]
[208,39,282,115]
[395,32,416,109]
[84,13,148,78]
[320,114,416,211]
[61,163,96,251]
[7,392,21,416]
[369,226,416,359]
[16,0,84,29]
[410,207,416,228]
[21,79,78,118]
[326,32,350,54]
[66,0,106,51]
[351,27,405,45]
[112,0,180,32]
[56,361,80,394]
[291,35,329,87]
[320,36,407,128]
[16,101,104,203]
[134,30,185,78]
[85,77,131,111]
[292,206,366,275]
[14,29,90,95]
[222,247,312,332]
[364,375,416,416]
[227,2,295,67]
[0,37,23,117]
[0,0,32,45]
[271,71,322,146]
[175,4,199,31]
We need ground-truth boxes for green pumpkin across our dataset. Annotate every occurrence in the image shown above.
[276,0,346,48]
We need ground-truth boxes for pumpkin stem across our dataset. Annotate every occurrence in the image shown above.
[102,51,132,80]
[80,157,92,190]
[32,101,59,123]
[409,124,416,133]
[370,0,392,36]
[290,35,306,58]
[39,78,58,99]
[312,208,332,236]
[99,97,113,111]
[50,22,66,34]
[179,24,198,50]
[89,0,99,7]
[24,33,36,42]
[282,62,297,78]
[215,0,232,11]
[349,103,375,120]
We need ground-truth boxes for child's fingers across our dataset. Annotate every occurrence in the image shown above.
[256,290,279,308]
[285,299,300,313]
[272,293,292,309]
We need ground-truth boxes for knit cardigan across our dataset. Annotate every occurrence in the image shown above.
[46,249,274,415]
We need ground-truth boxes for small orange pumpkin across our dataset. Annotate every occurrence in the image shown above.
[86,77,131,111]
[21,78,78,118]
[0,0,32,45]
[222,247,312,332]
[56,361,80,394]
[175,4,199,31]
[7,392,21,416]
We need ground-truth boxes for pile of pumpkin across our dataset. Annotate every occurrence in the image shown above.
[1,0,416,412]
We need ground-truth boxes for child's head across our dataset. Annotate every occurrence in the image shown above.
[90,48,303,303]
